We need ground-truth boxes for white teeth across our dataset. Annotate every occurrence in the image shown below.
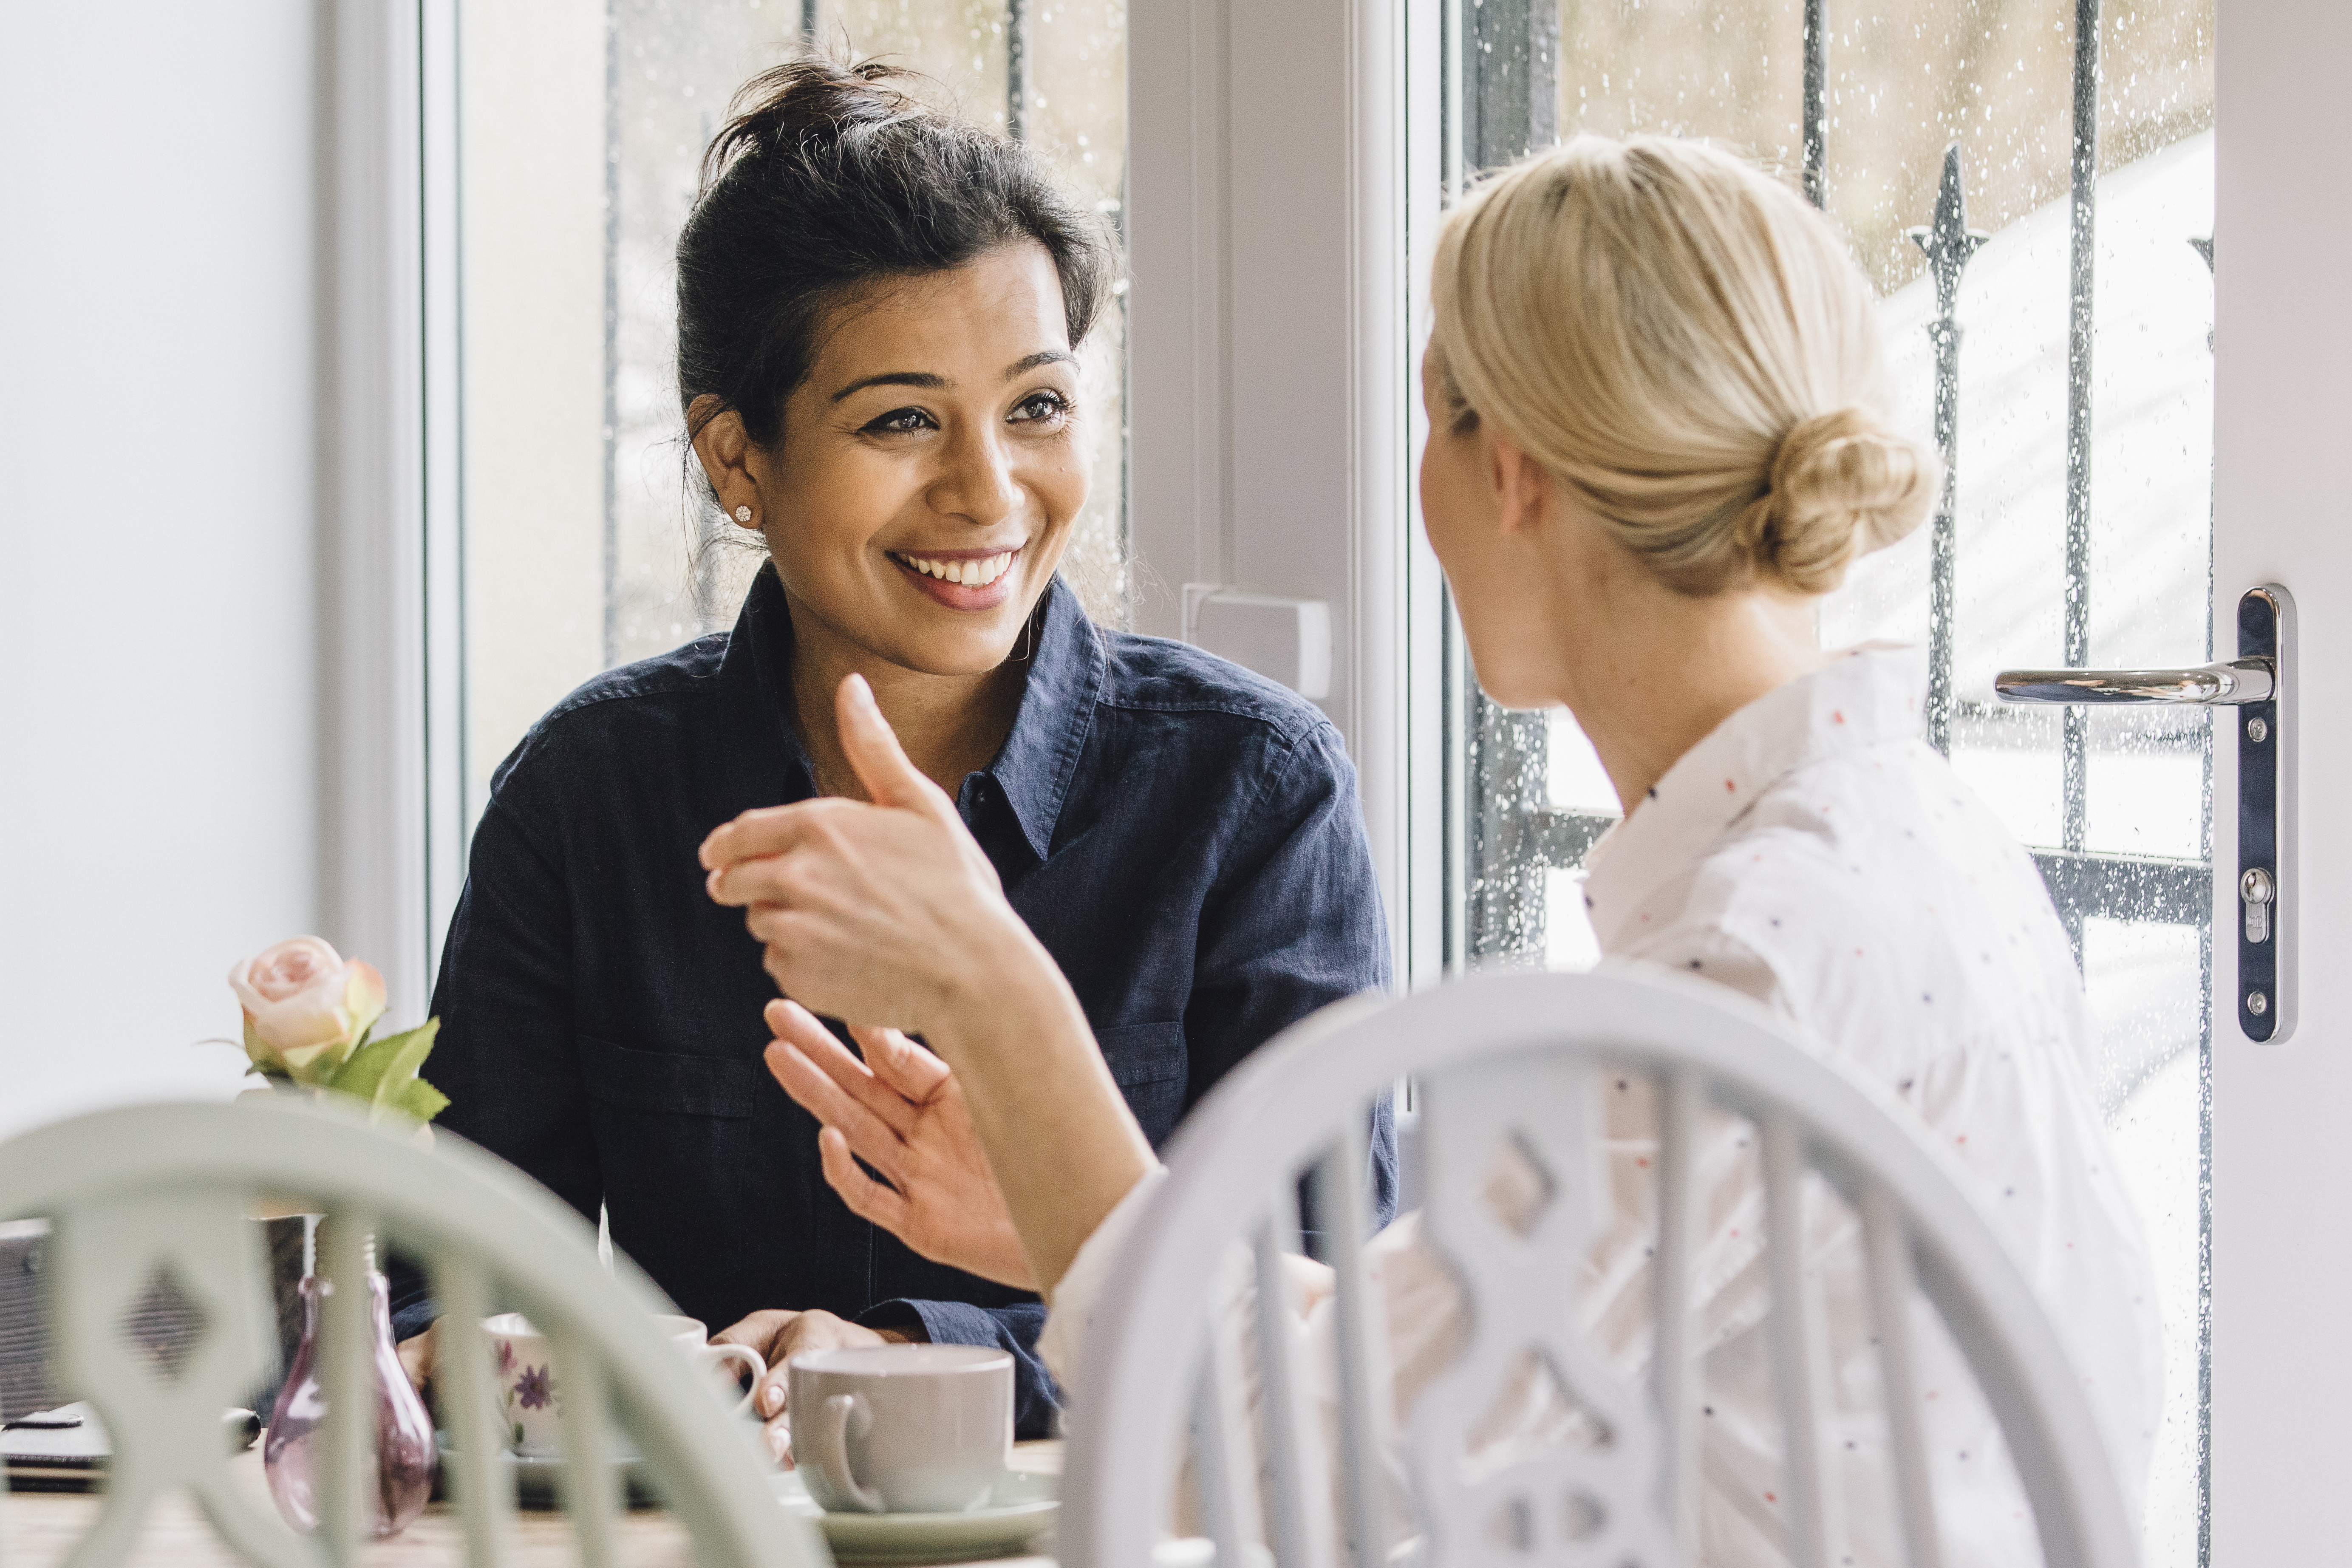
[899,551,1017,587]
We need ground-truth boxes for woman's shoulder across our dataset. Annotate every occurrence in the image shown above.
[488,634,734,795]
[1092,627,1336,749]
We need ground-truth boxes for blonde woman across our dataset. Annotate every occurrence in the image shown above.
[703,135,2161,1562]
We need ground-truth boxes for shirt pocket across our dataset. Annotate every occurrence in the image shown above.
[1095,1022,1189,1148]
[577,1034,759,1119]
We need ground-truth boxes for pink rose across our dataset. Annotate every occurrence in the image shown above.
[228,937,388,1083]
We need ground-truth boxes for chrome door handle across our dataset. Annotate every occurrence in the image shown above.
[1995,584,2297,1044]
[1993,658,2273,706]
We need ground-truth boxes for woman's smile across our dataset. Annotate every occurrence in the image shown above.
[886,544,1025,611]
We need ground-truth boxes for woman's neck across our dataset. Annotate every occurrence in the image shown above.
[1556,570,1827,815]
[784,593,1030,801]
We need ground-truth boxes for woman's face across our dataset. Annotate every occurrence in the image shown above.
[1417,344,1562,709]
[747,243,1090,677]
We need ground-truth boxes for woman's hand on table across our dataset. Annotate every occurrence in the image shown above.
[396,1325,435,1397]
[764,997,1035,1290]
[710,1308,920,1466]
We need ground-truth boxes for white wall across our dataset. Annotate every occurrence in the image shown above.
[0,3,323,1141]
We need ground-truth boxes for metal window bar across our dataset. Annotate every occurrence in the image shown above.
[1006,0,1028,142]
[1450,0,2216,960]
[599,3,623,671]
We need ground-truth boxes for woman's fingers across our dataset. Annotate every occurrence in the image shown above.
[835,674,959,823]
[849,1023,951,1102]
[766,1001,924,1136]
[765,1041,916,1188]
[816,1126,916,1232]
[763,996,843,1057]
[698,798,838,878]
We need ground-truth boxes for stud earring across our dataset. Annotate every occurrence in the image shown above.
[733,505,753,524]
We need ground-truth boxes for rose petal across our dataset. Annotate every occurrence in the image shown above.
[229,937,347,1013]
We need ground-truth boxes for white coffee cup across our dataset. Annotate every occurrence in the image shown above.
[484,1312,764,1456]
[788,1343,1012,1514]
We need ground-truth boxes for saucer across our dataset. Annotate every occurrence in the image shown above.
[773,1469,1057,1564]
[432,1433,659,1510]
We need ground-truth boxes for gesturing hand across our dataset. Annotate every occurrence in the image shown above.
[764,997,1036,1291]
[700,673,1037,1038]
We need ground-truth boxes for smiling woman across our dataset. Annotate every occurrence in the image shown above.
[391,56,1396,1452]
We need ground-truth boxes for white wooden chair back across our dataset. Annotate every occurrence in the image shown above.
[1059,967,2138,1568]
[0,1095,822,1568]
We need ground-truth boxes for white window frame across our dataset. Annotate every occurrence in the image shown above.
[1124,0,1416,983]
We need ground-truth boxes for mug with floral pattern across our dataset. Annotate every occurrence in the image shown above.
[483,1311,764,1455]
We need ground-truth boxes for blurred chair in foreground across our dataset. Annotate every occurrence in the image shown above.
[0,1095,820,1568]
[1060,968,2139,1568]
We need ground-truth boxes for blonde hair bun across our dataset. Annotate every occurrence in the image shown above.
[1745,408,1937,596]
[1429,134,1942,598]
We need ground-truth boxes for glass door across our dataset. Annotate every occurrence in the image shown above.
[1426,1,2216,1557]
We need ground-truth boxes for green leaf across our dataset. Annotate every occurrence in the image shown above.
[327,1019,442,1111]
[380,1075,451,1126]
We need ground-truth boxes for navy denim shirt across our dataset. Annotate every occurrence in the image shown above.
[391,566,1394,1434]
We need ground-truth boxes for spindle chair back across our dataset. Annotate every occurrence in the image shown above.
[0,1095,822,1568]
[1059,967,2138,1568]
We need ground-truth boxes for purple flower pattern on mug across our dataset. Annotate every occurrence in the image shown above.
[515,1366,552,1410]
[495,1339,515,1376]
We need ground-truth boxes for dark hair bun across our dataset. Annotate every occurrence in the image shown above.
[699,58,928,182]
[677,55,1115,449]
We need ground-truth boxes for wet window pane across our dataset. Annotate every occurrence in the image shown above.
[1460,4,2215,1559]
[459,0,1128,828]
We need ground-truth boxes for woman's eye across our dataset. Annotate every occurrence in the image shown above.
[863,407,936,436]
[1009,391,1070,425]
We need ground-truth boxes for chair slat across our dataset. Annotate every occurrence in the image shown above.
[1862,1183,1945,1568]
[318,1208,377,1568]
[1251,1189,1336,1568]
[550,1327,620,1568]
[1761,1112,1841,1568]
[432,1256,515,1568]
[1653,1064,1704,1560]
[1192,1334,1262,1567]
[1311,1124,1391,1568]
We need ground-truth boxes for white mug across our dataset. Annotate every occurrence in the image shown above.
[484,1312,764,1456]
[788,1344,1012,1514]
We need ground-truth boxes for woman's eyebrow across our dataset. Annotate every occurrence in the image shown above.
[831,371,946,402]
[1004,350,1076,379]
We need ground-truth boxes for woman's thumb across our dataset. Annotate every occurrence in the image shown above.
[836,673,951,816]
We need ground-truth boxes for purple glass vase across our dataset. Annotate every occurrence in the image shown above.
[263,1269,438,1536]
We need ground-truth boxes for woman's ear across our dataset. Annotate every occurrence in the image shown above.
[1488,432,1554,538]
[689,396,764,530]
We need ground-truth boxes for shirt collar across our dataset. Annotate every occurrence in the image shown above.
[983,576,1105,863]
[713,563,1103,864]
[1580,642,1925,948]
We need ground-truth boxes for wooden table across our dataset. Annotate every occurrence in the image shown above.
[1,1441,1063,1566]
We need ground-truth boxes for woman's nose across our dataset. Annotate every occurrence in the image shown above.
[930,427,1025,528]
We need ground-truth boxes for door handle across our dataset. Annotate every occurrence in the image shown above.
[1993,659,2273,706]
[1995,584,2297,1044]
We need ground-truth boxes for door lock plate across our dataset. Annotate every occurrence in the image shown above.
[2236,585,2295,1043]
